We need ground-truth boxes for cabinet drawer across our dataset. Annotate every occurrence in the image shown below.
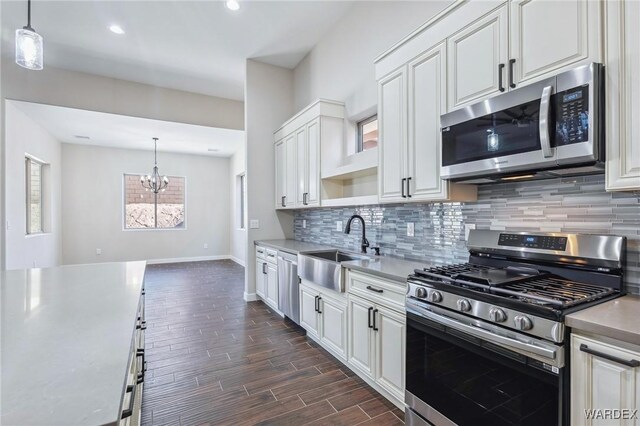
[347,271,405,312]
[256,246,266,259]
[265,249,278,265]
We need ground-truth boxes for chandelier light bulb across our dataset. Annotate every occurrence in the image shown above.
[226,0,240,11]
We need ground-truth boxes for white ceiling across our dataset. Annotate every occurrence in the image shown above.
[1,1,355,100]
[12,101,245,157]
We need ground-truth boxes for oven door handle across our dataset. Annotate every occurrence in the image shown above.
[539,85,554,159]
[406,304,558,362]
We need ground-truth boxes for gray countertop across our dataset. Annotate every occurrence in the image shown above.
[1,261,146,426]
[255,239,422,283]
[566,295,640,346]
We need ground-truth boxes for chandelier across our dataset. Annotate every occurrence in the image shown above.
[15,0,44,70]
[140,138,169,193]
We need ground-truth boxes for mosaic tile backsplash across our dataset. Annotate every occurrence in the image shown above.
[294,175,640,294]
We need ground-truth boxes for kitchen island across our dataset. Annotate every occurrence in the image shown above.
[1,261,147,426]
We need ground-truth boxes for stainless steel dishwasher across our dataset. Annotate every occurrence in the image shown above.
[277,251,300,325]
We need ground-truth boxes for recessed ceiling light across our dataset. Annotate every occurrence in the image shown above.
[208,148,220,152]
[74,135,91,140]
[109,25,125,35]
[226,0,240,11]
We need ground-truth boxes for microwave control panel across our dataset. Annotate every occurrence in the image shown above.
[555,84,589,146]
[498,233,568,251]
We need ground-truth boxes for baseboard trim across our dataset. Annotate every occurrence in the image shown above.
[244,292,258,302]
[230,256,246,267]
[147,255,231,265]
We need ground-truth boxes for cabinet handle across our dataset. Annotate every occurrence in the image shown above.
[121,384,136,419]
[303,192,308,205]
[401,178,407,198]
[317,297,323,314]
[368,307,374,328]
[136,320,147,330]
[579,344,640,368]
[262,262,267,274]
[314,295,319,313]
[136,348,146,384]
[406,177,412,198]
[372,309,379,331]
[509,59,516,89]
[281,196,286,207]
[498,63,505,92]
[366,285,384,294]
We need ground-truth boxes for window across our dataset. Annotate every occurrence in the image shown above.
[238,174,247,229]
[26,157,44,234]
[357,115,378,152]
[124,174,186,229]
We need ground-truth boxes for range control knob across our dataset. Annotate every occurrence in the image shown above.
[456,299,472,312]
[489,307,507,323]
[514,315,533,331]
[428,291,443,303]
[415,287,427,299]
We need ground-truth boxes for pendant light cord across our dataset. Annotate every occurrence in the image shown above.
[153,137,158,166]
[24,0,33,30]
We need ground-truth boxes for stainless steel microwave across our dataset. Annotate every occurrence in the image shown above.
[440,63,604,184]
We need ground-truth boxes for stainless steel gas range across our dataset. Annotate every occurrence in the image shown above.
[405,229,626,426]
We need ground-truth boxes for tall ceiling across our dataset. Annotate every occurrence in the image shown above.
[0,1,355,100]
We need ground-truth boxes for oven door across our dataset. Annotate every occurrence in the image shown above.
[440,77,558,181]
[405,300,566,426]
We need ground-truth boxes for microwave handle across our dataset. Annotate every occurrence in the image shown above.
[539,85,554,158]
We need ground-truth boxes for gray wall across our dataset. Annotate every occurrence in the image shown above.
[62,144,230,265]
[294,175,640,294]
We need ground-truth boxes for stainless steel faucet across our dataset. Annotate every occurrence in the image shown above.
[344,214,369,254]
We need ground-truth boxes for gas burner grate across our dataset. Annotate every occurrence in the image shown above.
[495,277,616,307]
[420,263,492,280]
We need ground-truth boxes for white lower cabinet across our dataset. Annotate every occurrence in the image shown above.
[299,282,347,360]
[347,293,405,404]
[571,333,640,426]
[300,285,320,338]
[255,260,266,299]
[348,296,376,378]
[265,262,278,310]
[375,305,406,400]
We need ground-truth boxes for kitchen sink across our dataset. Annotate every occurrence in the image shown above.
[297,250,372,292]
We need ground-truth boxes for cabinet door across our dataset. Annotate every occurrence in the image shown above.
[447,4,508,110]
[605,0,640,191]
[378,67,407,202]
[510,0,600,88]
[295,125,307,207]
[319,295,347,360]
[305,118,320,207]
[300,286,319,338]
[284,134,296,208]
[347,296,375,379]
[571,334,640,426]
[266,263,279,310]
[274,139,286,209]
[375,305,405,401]
[255,260,266,299]
[407,41,448,201]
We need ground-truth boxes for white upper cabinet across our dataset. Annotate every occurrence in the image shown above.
[509,0,601,88]
[407,42,448,201]
[305,118,320,206]
[378,68,407,203]
[605,0,640,191]
[274,100,344,209]
[274,139,286,209]
[448,4,509,109]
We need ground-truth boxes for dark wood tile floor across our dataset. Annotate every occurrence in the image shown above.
[141,260,404,426]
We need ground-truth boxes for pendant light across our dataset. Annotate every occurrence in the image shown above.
[15,0,44,70]
[140,138,169,194]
